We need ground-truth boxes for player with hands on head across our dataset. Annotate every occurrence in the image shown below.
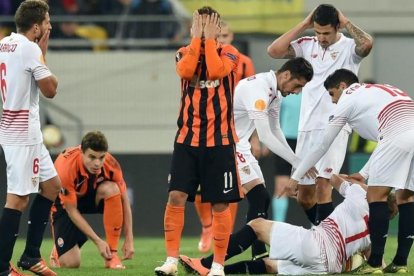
[179,57,318,275]
[287,69,414,274]
[0,1,61,275]
[266,4,373,226]
[49,131,134,270]
[155,6,243,276]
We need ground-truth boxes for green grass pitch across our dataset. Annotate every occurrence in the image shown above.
[10,236,411,275]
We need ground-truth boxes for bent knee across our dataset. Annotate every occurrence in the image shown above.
[97,181,121,198]
[167,190,188,206]
[59,258,81,268]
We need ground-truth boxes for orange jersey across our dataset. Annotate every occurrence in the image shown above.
[175,38,240,147]
[52,146,126,211]
[235,53,255,85]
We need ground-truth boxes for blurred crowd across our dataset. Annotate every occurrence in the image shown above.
[0,0,191,50]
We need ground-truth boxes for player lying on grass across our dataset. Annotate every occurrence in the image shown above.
[49,131,134,269]
[180,174,398,275]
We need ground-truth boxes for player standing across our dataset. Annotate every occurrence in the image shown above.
[154,6,243,276]
[267,4,373,225]
[0,1,61,275]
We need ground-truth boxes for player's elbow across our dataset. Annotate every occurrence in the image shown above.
[38,75,58,98]
[267,45,284,58]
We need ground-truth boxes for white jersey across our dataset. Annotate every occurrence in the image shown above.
[291,33,362,131]
[292,82,414,181]
[0,33,52,145]
[233,71,281,152]
[314,182,370,273]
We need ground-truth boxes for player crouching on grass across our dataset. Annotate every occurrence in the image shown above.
[49,131,134,269]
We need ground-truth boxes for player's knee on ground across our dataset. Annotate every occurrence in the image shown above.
[59,252,81,268]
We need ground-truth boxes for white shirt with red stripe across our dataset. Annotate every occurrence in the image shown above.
[291,82,414,181]
[0,33,51,145]
[291,34,362,132]
[314,182,370,273]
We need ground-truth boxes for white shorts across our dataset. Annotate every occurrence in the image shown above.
[269,222,327,275]
[296,129,349,185]
[235,148,264,185]
[368,130,414,191]
[2,143,57,195]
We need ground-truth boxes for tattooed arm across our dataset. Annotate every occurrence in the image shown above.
[338,8,373,57]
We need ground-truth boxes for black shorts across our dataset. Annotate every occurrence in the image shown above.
[274,138,297,176]
[169,142,243,204]
[51,198,104,257]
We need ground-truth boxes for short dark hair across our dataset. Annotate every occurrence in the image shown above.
[324,69,359,90]
[278,57,314,82]
[81,131,108,153]
[198,6,220,18]
[312,4,339,28]
[15,0,49,33]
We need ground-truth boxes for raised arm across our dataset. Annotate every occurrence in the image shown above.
[337,8,373,57]
[267,9,314,58]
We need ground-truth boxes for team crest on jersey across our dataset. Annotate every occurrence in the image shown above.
[331,51,339,60]
[31,177,39,187]
[311,54,318,58]
[241,165,250,175]
[96,176,104,184]
[57,237,64,247]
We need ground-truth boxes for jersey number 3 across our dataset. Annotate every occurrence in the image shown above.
[0,63,6,102]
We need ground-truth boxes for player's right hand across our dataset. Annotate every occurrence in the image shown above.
[37,29,50,57]
[301,7,316,29]
[191,11,203,39]
[96,239,112,260]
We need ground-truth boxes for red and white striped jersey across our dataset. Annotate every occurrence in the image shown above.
[0,33,52,145]
[328,83,414,142]
[314,182,370,273]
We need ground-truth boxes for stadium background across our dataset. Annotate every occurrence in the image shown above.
[0,0,412,236]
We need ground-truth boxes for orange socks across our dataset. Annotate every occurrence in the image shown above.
[229,203,238,232]
[212,207,232,265]
[103,194,123,251]
[164,203,185,257]
[194,194,212,228]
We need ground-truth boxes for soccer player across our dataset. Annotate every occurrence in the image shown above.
[0,1,61,275]
[154,7,243,276]
[267,4,373,225]
[181,173,398,275]
[288,69,414,274]
[193,19,256,254]
[49,131,134,269]
[179,57,315,275]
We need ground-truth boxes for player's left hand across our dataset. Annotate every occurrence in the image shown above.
[122,240,135,260]
[203,13,220,40]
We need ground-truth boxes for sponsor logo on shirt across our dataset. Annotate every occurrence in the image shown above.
[324,167,333,173]
[241,165,250,175]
